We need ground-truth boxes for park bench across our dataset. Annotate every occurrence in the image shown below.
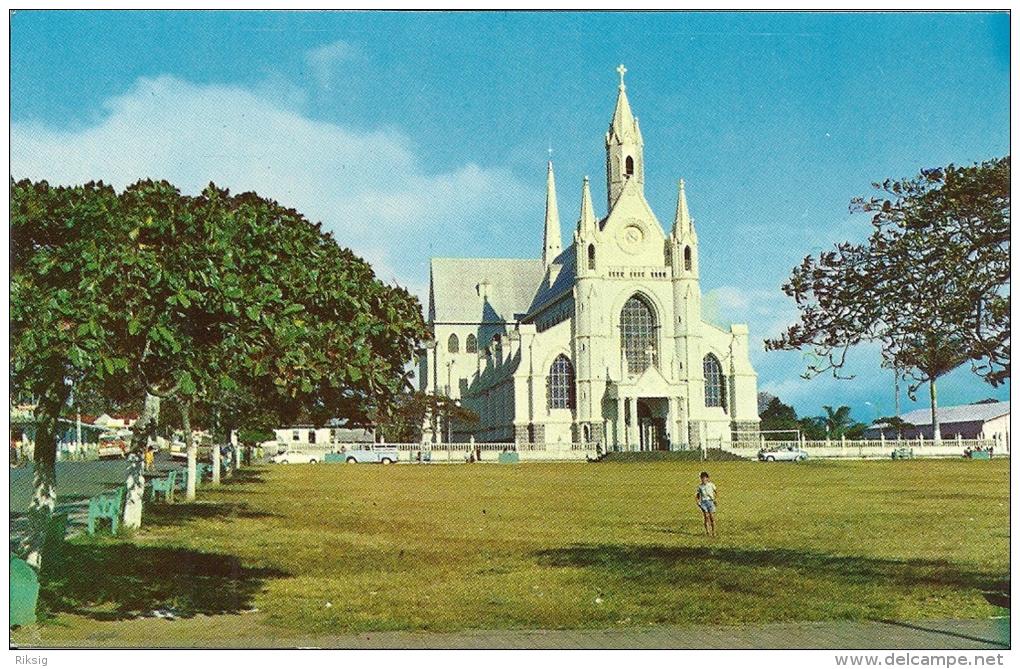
[498,451,520,464]
[969,450,991,460]
[891,447,914,460]
[148,470,177,503]
[87,485,127,534]
[324,453,345,463]
[10,553,39,627]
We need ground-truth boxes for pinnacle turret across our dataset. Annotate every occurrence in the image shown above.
[671,179,696,238]
[542,160,562,266]
[577,176,597,236]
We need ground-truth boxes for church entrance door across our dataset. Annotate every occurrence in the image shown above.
[637,400,667,451]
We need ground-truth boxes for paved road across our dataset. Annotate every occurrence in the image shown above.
[10,616,1010,649]
[9,456,184,551]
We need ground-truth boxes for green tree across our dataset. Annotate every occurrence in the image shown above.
[767,158,1010,440]
[11,177,427,560]
[10,179,132,566]
[376,391,479,444]
[758,396,800,441]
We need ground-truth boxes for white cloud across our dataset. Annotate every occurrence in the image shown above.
[10,75,541,305]
[305,40,363,89]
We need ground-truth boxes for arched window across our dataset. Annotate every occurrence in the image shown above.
[684,246,692,271]
[703,354,727,411]
[625,156,635,176]
[588,244,596,270]
[448,333,459,353]
[547,354,576,410]
[621,295,657,374]
[466,334,477,353]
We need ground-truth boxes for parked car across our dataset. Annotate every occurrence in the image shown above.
[758,445,808,462]
[269,450,320,464]
[337,444,399,464]
[97,434,129,460]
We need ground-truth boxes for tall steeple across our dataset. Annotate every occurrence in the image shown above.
[542,160,562,266]
[605,63,645,210]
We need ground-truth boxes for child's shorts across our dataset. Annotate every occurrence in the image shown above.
[699,500,716,513]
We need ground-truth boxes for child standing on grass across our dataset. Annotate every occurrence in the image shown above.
[696,471,717,536]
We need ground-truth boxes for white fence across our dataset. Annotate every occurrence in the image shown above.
[728,436,1006,461]
[266,435,1007,463]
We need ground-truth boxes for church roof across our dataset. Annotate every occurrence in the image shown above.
[526,245,576,317]
[429,257,547,324]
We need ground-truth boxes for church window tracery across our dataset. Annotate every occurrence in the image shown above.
[466,334,477,353]
[703,354,727,411]
[448,333,459,353]
[547,354,576,410]
[621,295,658,374]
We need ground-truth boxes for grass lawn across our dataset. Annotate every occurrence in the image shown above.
[23,458,1009,642]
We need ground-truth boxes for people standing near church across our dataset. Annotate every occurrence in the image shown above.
[695,471,717,536]
[144,446,155,472]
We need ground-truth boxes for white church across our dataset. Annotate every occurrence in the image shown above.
[421,66,759,451]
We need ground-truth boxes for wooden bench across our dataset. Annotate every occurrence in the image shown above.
[87,486,126,534]
[498,452,520,464]
[148,470,177,503]
[969,450,992,460]
[891,448,914,460]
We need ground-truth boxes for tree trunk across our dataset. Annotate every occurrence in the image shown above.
[22,390,65,569]
[211,407,222,484]
[929,377,941,443]
[183,401,197,501]
[212,439,221,485]
[123,393,159,529]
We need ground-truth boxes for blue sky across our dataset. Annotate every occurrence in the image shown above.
[10,10,1010,422]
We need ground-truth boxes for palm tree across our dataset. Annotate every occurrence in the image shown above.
[822,405,855,440]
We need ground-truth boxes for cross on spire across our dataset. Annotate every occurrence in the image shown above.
[617,63,627,90]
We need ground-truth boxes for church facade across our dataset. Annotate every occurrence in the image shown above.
[421,67,759,451]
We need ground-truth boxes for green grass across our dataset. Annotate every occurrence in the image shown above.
[34,459,1010,637]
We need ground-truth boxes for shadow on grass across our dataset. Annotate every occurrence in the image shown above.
[222,468,266,486]
[533,544,996,591]
[39,541,289,620]
[142,500,276,528]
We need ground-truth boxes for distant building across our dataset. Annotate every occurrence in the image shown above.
[274,425,375,448]
[866,401,1009,444]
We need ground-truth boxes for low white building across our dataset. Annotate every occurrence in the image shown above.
[867,401,1009,445]
[274,426,375,449]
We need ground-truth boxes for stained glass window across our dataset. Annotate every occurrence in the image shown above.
[704,354,726,410]
[621,295,657,374]
[547,354,575,410]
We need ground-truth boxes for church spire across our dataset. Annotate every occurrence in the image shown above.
[607,64,642,147]
[577,175,596,236]
[605,64,645,210]
[671,179,695,237]
[542,160,562,266]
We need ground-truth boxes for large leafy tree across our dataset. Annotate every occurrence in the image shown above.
[766,158,1010,439]
[10,179,133,566]
[11,177,426,561]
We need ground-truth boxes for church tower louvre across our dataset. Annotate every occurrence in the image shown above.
[605,64,645,211]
